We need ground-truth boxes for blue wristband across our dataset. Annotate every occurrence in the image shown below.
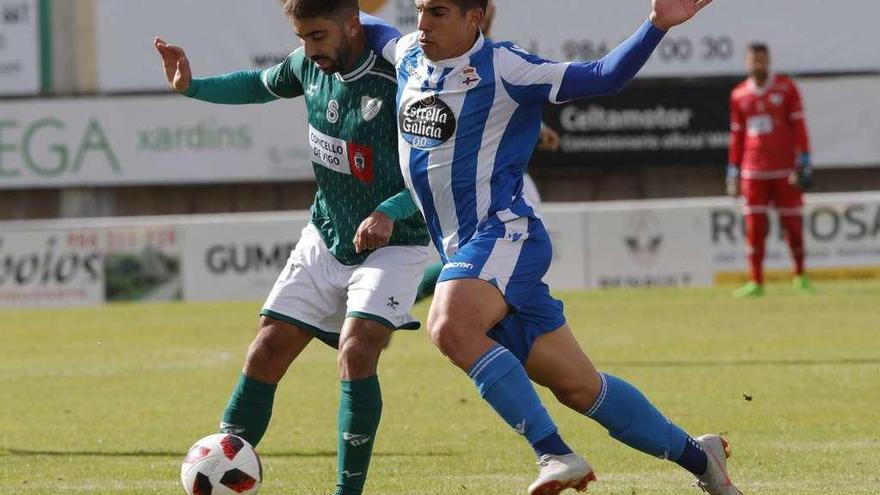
[798,152,811,169]
[726,164,740,181]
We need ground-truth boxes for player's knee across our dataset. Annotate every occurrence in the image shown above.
[549,372,602,413]
[244,321,295,376]
[427,315,461,355]
[337,337,383,379]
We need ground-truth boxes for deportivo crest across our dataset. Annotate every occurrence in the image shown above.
[459,66,481,89]
[361,96,383,122]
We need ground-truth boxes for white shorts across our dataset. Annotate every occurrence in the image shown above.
[261,223,432,348]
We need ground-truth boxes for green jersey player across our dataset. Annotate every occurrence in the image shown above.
[155,1,430,493]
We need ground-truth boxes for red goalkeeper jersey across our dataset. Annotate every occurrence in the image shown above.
[729,74,810,179]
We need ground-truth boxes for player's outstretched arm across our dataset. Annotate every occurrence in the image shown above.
[551,0,713,101]
[154,36,277,105]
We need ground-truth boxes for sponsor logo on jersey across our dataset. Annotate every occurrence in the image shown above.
[460,66,481,89]
[399,95,457,150]
[386,296,400,310]
[361,96,383,122]
[308,125,374,183]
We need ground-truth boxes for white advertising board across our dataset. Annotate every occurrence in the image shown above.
[489,0,880,77]
[709,193,880,279]
[1,192,877,308]
[0,95,312,189]
[181,213,309,302]
[96,0,880,93]
[0,222,184,308]
[0,0,39,95]
[0,229,103,308]
[801,77,880,169]
[97,0,299,92]
[542,208,588,290]
[583,204,715,288]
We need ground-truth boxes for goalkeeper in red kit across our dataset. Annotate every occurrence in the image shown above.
[727,42,813,298]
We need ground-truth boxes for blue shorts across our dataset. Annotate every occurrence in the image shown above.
[438,215,566,363]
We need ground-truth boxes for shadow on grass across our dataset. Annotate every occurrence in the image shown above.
[605,357,880,368]
[2,449,454,459]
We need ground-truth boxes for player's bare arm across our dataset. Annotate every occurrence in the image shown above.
[154,37,192,93]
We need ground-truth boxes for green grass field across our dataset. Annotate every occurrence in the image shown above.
[1,282,879,494]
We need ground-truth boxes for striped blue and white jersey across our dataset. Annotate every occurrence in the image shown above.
[364,16,664,261]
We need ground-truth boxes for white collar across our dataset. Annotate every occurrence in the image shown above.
[424,33,485,68]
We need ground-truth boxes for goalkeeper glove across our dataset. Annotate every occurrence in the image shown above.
[726,164,740,197]
[793,152,813,190]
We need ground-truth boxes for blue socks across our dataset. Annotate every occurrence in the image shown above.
[469,345,572,457]
[586,373,707,476]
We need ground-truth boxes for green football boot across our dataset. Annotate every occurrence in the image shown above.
[733,281,764,299]
[792,274,815,294]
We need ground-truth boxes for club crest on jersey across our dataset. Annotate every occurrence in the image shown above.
[361,96,383,122]
[399,95,457,150]
[354,151,366,171]
[459,67,481,89]
[769,93,783,106]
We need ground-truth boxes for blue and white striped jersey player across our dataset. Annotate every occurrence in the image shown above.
[362,1,743,494]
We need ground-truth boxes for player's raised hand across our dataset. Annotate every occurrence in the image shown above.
[353,211,395,254]
[649,0,714,31]
[154,37,192,94]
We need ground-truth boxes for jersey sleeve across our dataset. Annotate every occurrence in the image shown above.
[184,70,278,105]
[787,81,811,154]
[728,92,745,167]
[376,189,421,221]
[360,11,402,64]
[496,20,665,106]
[259,48,306,99]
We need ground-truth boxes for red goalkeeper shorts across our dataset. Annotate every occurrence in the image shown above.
[741,177,803,216]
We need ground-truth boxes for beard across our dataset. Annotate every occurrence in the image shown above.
[312,37,352,75]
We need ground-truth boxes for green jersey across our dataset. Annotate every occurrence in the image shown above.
[260,48,428,265]
[185,48,428,266]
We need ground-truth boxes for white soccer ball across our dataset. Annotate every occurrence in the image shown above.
[180,433,262,495]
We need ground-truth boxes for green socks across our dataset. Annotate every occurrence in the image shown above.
[221,373,382,494]
[220,373,277,447]
[336,376,383,495]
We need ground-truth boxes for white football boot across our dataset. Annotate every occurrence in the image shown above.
[527,453,596,495]
[693,434,743,495]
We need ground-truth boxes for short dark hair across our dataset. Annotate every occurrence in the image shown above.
[283,0,359,20]
[747,42,770,55]
[449,0,488,14]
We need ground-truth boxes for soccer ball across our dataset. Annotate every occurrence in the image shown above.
[180,434,262,495]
